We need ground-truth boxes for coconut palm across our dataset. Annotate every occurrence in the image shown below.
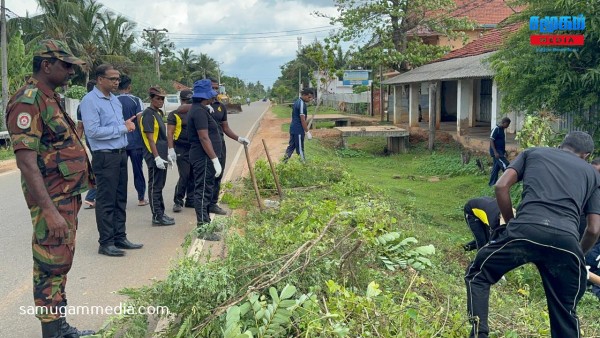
[71,0,104,83]
[175,48,198,86]
[190,53,218,81]
[96,11,136,70]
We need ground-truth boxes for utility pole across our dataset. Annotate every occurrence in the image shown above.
[143,28,168,81]
[1,0,9,120]
[297,37,302,97]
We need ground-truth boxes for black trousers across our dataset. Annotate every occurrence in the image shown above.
[174,145,194,206]
[145,158,168,219]
[127,148,146,201]
[210,145,226,206]
[465,223,586,338]
[284,133,305,161]
[191,155,216,224]
[92,151,128,246]
[465,214,490,249]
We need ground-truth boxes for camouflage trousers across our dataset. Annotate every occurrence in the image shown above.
[31,195,81,322]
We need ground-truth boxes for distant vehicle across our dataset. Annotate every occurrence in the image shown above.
[217,85,242,114]
[262,98,267,102]
[163,94,180,112]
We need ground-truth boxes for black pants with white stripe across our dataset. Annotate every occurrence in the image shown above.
[283,133,305,162]
[174,145,194,207]
[146,159,167,219]
[210,145,226,207]
[191,155,216,225]
[465,222,586,338]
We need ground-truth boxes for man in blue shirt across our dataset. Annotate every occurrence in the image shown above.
[80,64,143,257]
[283,88,314,162]
[117,75,148,207]
[488,117,511,186]
[76,80,97,209]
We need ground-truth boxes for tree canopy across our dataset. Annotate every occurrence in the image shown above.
[318,0,474,72]
[490,0,600,119]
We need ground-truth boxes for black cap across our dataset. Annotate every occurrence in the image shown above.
[180,90,193,100]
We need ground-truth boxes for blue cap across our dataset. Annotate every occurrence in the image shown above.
[192,79,218,100]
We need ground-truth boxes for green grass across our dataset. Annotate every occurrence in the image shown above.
[0,147,14,161]
[271,104,341,119]
[300,135,600,337]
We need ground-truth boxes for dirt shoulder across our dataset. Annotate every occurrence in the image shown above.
[0,158,16,175]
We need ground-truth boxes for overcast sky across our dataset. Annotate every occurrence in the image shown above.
[7,0,340,89]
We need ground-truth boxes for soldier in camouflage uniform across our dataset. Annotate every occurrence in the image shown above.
[5,40,95,338]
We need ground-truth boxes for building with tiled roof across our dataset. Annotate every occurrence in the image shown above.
[384,21,525,138]
[414,0,521,51]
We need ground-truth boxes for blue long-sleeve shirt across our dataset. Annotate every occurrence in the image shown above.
[80,86,128,151]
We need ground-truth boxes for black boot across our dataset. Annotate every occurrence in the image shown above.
[59,317,96,337]
[41,320,61,338]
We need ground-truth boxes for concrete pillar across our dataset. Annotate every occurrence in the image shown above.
[428,82,438,129]
[457,79,473,135]
[393,85,402,124]
[409,83,420,128]
[491,79,500,129]
[436,81,441,129]
[471,79,479,127]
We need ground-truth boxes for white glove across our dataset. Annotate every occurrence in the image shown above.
[168,148,177,164]
[237,136,250,146]
[306,131,313,140]
[211,157,222,178]
[155,156,168,170]
[207,105,215,114]
[587,265,591,280]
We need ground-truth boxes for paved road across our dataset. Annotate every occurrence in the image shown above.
[0,101,269,337]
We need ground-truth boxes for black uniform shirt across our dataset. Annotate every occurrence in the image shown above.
[508,147,600,238]
[140,107,168,160]
[210,101,228,135]
[188,102,223,158]
[465,197,501,229]
[167,104,191,148]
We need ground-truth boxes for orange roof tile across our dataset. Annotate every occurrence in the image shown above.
[435,22,523,62]
[451,0,521,26]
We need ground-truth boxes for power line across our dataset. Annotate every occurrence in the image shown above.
[166,25,338,36]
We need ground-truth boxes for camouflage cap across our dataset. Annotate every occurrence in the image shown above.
[148,86,167,97]
[34,39,85,65]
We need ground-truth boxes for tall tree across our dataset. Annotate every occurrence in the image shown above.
[174,48,198,86]
[318,0,473,71]
[97,11,136,69]
[190,53,218,80]
[72,0,104,83]
[34,0,81,41]
[490,1,600,126]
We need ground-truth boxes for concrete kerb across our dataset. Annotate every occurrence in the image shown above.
[153,103,272,336]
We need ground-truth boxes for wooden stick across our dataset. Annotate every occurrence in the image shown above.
[243,143,264,211]
[590,271,600,286]
[262,139,283,198]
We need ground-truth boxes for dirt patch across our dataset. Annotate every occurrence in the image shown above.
[0,159,17,175]
[408,128,455,145]
[236,107,294,177]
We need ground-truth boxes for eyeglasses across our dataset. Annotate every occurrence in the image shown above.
[101,76,120,82]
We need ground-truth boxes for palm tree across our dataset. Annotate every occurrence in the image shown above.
[71,0,104,83]
[175,48,198,86]
[97,11,136,69]
[190,53,218,81]
[35,0,81,41]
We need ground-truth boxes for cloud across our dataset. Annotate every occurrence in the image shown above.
[8,0,339,88]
